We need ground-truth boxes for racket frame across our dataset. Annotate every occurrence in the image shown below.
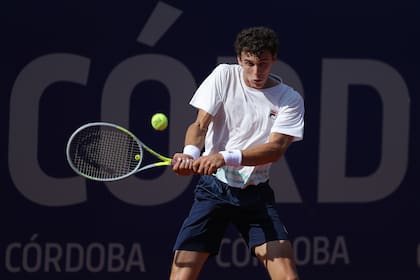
[66,122,172,181]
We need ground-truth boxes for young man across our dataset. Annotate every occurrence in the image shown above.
[170,26,304,280]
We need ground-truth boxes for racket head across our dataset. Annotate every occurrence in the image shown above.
[66,122,143,181]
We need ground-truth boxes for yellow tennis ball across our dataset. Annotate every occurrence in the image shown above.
[151,113,168,131]
[134,154,141,161]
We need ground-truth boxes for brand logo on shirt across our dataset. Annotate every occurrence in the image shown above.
[269,109,278,120]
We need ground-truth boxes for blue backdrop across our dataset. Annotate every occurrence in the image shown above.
[2,1,419,279]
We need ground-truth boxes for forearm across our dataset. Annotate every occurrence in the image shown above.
[184,109,212,150]
[240,142,286,166]
[240,134,294,166]
[173,120,208,175]
[184,121,206,149]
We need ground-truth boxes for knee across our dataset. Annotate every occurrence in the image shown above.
[169,250,209,280]
[169,261,193,280]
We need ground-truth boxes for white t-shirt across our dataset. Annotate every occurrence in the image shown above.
[190,64,304,188]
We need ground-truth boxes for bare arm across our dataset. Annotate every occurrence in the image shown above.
[241,132,294,166]
[192,132,294,175]
[173,108,294,176]
[172,109,213,175]
[184,109,212,149]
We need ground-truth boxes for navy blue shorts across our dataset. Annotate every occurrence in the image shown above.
[173,175,289,256]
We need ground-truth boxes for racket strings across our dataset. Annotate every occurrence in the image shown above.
[69,126,142,179]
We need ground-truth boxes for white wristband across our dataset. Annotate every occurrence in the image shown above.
[219,150,242,166]
[183,145,200,160]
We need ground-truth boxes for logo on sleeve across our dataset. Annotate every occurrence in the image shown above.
[269,109,278,120]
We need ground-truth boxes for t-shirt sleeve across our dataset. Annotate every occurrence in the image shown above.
[272,90,305,142]
[189,64,227,116]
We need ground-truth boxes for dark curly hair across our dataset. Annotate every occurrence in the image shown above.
[234,26,279,58]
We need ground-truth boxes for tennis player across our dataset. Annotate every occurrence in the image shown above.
[171,26,304,280]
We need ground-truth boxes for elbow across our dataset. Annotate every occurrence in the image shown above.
[270,143,288,162]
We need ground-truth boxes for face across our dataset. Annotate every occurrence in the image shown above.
[237,50,276,89]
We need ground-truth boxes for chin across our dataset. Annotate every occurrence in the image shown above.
[253,81,265,88]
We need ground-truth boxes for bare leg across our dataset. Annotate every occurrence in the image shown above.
[170,250,210,280]
[254,240,299,280]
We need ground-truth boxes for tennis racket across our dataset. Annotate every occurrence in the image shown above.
[66,122,173,181]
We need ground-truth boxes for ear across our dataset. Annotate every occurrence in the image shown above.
[236,55,242,65]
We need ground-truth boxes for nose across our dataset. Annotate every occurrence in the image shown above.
[252,65,263,76]
[254,66,265,78]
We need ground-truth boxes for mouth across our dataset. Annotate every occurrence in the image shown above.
[253,79,264,86]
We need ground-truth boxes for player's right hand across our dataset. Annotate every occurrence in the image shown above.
[172,153,195,176]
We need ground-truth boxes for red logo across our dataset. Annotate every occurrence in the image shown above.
[269,110,278,120]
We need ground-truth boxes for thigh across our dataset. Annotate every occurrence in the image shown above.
[254,240,298,280]
[170,250,210,280]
